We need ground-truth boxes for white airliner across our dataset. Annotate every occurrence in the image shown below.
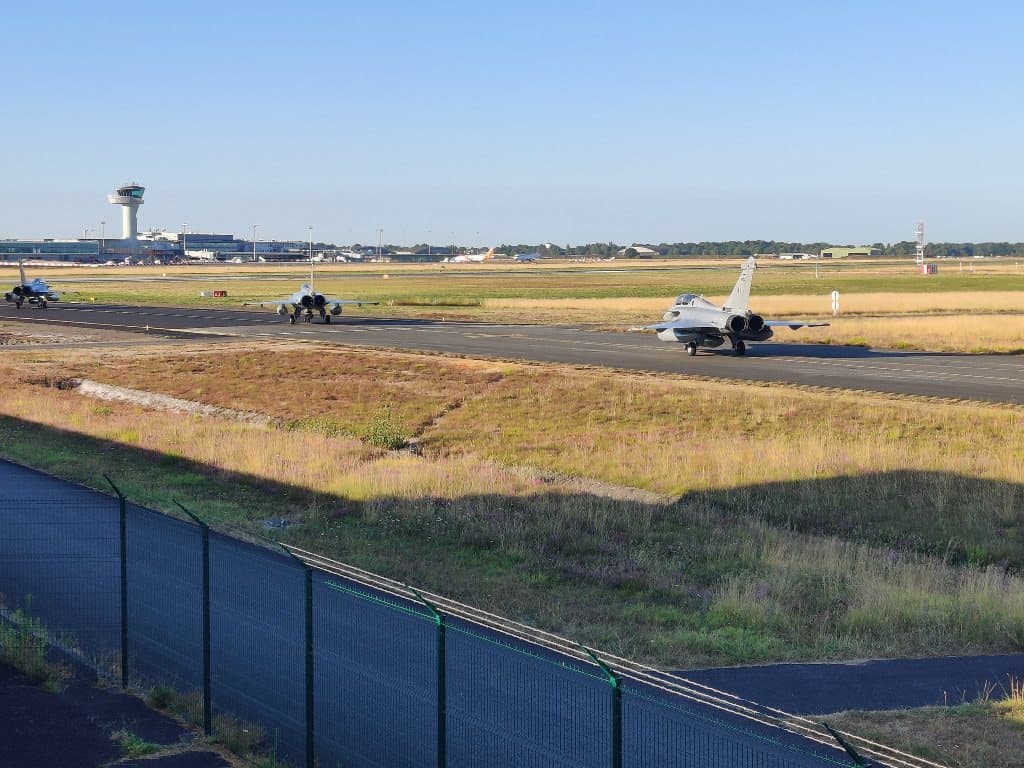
[442,247,495,264]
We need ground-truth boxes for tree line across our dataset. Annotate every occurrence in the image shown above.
[491,241,1024,259]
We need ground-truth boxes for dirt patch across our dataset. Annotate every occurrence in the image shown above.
[76,379,278,426]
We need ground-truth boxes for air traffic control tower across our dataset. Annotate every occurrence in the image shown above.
[107,182,145,241]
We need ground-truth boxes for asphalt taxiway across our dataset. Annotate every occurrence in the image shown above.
[3,302,1024,404]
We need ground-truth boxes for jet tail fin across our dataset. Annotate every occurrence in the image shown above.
[723,257,757,312]
[19,261,27,287]
[483,247,495,261]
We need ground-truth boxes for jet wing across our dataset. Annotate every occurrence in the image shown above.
[763,320,830,330]
[321,298,380,306]
[643,321,721,333]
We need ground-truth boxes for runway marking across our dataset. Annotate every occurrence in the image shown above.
[768,356,1024,385]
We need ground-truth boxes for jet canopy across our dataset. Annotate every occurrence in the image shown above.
[673,293,715,308]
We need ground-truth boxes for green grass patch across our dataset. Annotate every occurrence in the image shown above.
[0,600,72,691]
[112,729,162,758]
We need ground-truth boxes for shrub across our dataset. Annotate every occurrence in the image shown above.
[362,404,408,450]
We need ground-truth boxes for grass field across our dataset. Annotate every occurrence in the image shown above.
[7,258,1024,351]
[1,342,1023,671]
[831,681,1024,768]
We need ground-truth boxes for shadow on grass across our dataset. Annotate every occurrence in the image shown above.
[679,469,1024,571]
[2,412,1022,569]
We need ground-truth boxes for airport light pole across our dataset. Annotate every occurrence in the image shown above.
[100,220,105,253]
[251,224,259,263]
[376,228,383,261]
[182,222,188,261]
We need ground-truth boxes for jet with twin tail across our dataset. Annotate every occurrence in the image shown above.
[4,262,60,309]
[645,257,828,356]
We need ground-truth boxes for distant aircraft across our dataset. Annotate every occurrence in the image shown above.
[514,251,540,263]
[644,257,828,356]
[4,263,60,308]
[443,247,495,264]
[248,261,378,324]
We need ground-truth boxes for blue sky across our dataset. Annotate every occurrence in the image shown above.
[3,2,1022,245]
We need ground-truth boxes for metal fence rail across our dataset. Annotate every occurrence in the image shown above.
[0,478,947,768]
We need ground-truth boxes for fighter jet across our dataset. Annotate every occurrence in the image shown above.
[645,257,827,356]
[4,263,60,309]
[249,262,378,324]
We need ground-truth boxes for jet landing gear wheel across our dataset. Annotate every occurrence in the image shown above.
[289,313,296,325]
[324,314,331,324]
[734,340,746,356]
[39,301,46,309]
[685,342,698,356]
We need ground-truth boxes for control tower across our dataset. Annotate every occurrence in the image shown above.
[107,182,145,241]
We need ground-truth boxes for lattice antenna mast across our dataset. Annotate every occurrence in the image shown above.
[915,221,925,264]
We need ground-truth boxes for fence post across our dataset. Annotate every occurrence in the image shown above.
[411,588,446,768]
[175,501,211,737]
[583,646,622,768]
[103,475,129,690]
[281,547,315,768]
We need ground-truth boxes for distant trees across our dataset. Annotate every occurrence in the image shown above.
[331,240,1024,259]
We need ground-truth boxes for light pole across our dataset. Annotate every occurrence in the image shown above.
[251,224,259,263]
[100,220,105,253]
[376,228,383,261]
[308,225,314,262]
[182,222,188,262]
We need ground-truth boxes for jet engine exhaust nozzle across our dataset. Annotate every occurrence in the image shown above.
[299,295,315,309]
[313,294,327,310]
[747,314,765,333]
[726,314,746,334]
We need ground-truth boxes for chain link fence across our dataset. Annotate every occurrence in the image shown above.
[0,469,919,768]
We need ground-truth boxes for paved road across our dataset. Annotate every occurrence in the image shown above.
[5,302,1024,404]
[679,654,1024,715]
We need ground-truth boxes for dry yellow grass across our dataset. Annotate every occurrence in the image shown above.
[489,291,1024,319]
[3,343,1024,672]
[0,382,544,505]
[798,314,1024,352]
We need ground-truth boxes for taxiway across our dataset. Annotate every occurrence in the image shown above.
[3,302,1023,405]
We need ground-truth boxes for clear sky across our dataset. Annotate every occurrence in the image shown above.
[3,2,1022,245]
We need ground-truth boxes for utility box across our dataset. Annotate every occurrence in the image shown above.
[920,264,937,275]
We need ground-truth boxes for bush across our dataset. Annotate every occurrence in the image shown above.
[362,404,408,450]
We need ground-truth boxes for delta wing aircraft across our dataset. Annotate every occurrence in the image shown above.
[645,257,827,356]
[4,263,60,308]
[249,262,378,324]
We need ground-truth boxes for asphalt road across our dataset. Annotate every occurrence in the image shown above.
[679,654,1024,715]
[5,302,1024,404]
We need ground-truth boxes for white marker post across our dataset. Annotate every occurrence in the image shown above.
[831,290,840,316]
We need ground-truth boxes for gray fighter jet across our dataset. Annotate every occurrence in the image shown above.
[249,261,378,324]
[4,262,60,309]
[645,257,827,356]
